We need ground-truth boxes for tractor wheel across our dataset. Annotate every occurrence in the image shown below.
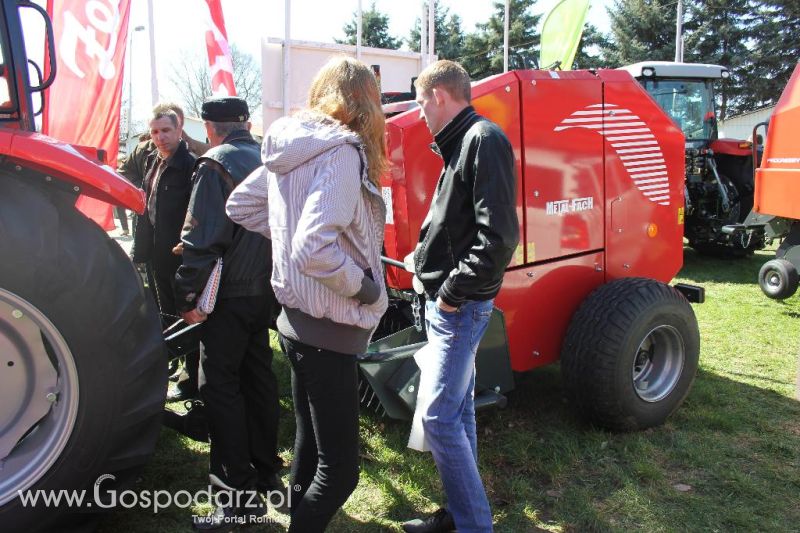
[758,259,799,300]
[0,176,166,530]
[561,278,700,431]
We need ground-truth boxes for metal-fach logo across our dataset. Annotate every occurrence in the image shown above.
[546,196,594,216]
[555,104,671,206]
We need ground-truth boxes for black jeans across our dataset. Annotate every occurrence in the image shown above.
[279,335,360,533]
[199,296,282,490]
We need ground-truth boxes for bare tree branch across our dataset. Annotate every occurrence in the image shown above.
[169,45,262,118]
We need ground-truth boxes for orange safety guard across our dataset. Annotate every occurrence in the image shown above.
[754,63,800,220]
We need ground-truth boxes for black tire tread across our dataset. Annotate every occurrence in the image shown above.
[561,277,700,431]
[0,176,166,530]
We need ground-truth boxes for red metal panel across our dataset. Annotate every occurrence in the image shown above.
[0,129,144,212]
[382,72,525,289]
[516,70,605,263]
[495,251,605,372]
[711,138,750,156]
[597,70,685,283]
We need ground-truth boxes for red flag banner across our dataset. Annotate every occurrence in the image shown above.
[204,0,236,97]
[42,0,132,231]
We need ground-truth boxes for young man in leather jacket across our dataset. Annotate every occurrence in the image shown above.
[403,60,519,533]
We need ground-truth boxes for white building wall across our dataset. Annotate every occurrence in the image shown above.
[719,106,775,141]
[261,38,427,130]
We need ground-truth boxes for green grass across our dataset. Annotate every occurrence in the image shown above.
[97,245,800,532]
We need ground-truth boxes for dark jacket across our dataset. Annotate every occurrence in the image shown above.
[414,106,519,307]
[117,139,155,188]
[131,140,196,268]
[174,130,271,313]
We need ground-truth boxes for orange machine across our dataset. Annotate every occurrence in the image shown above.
[755,63,800,299]
[754,64,800,220]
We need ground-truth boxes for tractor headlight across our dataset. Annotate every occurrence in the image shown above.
[642,67,655,77]
[721,70,730,79]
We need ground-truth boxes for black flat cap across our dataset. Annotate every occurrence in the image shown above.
[201,97,250,122]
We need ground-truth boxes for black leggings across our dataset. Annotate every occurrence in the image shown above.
[279,335,360,533]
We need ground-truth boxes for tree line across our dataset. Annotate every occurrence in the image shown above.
[338,0,799,119]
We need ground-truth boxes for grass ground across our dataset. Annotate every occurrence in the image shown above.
[97,244,800,532]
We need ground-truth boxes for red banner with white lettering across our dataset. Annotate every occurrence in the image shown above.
[42,0,132,231]
[204,0,237,97]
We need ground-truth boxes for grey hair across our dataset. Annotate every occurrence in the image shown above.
[150,110,179,129]
[209,121,245,138]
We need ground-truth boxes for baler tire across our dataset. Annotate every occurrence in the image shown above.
[0,177,166,531]
[561,278,700,431]
[758,259,799,300]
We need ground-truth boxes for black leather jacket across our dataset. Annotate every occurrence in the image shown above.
[174,130,272,312]
[414,106,519,307]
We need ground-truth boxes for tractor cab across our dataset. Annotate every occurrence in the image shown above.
[619,61,785,256]
[620,61,726,149]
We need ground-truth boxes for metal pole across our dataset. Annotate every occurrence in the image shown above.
[283,0,291,116]
[126,26,144,151]
[147,0,158,105]
[675,0,683,62]
[420,2,427,68]
[126,29,134,150]
[357,0,363,59]
[428,0,435,64]
[503,0,510,72]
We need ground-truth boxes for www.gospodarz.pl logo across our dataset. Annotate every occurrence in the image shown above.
[17,473,291,515]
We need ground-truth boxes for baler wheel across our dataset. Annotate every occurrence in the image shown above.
[758,258,799,300]
[560,278,700,431]
[0,176,166,530]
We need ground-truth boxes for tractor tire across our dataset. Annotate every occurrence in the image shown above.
[561,278,700,431]
[0,176,166,531]
[758,259,799,300]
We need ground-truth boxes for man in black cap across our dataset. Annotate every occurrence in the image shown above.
[174,97,283,529]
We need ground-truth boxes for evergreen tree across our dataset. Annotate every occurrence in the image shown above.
[459,0,541,80]
[683,0,753,119]
[744,0,800,112]
[407,3,465,61]
[572,23,611,69]
[336,2,402,49]
[603,0,677,67]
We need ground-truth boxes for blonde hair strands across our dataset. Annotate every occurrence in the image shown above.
[308,56,388,186]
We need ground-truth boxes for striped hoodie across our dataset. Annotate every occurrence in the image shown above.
[226,112,387,354]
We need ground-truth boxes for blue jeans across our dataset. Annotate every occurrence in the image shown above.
[420,298,494,532]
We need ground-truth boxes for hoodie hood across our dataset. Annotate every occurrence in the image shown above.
[262,111,362,175]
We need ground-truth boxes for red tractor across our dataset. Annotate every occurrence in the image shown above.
[619,61,789,257]
[362,68,704,431]
[0,2,165,531]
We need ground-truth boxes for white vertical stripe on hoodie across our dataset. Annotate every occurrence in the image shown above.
[226,112,387,332]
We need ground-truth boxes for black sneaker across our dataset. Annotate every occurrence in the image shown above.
[257,472,288,512]
[402,508,456,533]
[162,400,209,442]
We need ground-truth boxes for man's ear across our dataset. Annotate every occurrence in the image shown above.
[431,87,447,106]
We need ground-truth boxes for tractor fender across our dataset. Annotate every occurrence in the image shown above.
[711,138,752,157]
[0,129,144,213]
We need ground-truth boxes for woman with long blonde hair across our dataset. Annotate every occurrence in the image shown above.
[227,56,388,532]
